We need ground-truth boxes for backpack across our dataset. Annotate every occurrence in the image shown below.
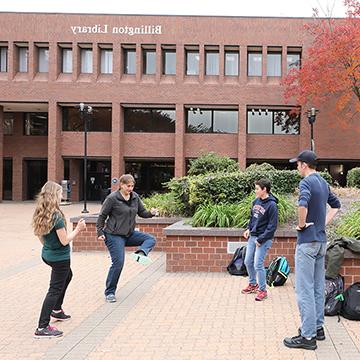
[340,282,360,320]
[227,245,248,276]
[266,256,290,287]
[324,275,344,316]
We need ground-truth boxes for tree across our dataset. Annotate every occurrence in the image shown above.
[283,0,360,130]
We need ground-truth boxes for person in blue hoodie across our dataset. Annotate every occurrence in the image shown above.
[242,178,278,301]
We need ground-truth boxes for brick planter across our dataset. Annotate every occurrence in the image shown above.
[163,221,360,288]
[70,215,181,252]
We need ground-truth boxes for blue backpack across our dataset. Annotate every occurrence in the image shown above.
[266,256,290,287]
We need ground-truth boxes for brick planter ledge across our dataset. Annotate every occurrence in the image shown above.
[163,220,360,288]
[70,214,181,252]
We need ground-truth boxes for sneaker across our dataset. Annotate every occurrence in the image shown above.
[51,309,71,321]
[255,290,268,301]
[241,284,259,294]
[34,325,63,338]
[130,251,152,265]
[283,335,317,350]
[105,294,116,303]
[298,326,325,341]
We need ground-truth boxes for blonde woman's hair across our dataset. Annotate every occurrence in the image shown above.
[32,181,67,237]
[119,174,135,185]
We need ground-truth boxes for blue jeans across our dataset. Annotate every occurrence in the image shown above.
[104,231,156,296]
[244,236,273,291]
[295,241,327,338]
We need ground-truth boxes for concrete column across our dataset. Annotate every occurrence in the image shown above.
[0,106,3,201]
[237,104,247,170]
[47,101,63,183]
[175,104,185,177]
[12,156,23,201]
[111,103,124,191]
[69,159,80,202]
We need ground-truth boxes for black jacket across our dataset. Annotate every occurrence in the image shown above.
[96,191,153,237]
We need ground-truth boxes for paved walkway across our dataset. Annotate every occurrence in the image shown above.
[0,202,359,360]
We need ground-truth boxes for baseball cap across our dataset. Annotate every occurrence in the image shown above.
[289,150,318,165]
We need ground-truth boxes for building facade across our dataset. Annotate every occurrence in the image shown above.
[0,12,358,201]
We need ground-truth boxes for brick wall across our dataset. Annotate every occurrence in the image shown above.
[71,217,180,252]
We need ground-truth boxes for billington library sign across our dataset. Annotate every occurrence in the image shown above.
[70,24,162,35]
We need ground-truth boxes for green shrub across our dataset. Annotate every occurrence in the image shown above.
[187,152,238,176]
[347,168,360,188]
[141,192,182,217]
[319,170,333,185]
[335,203,360,239]
[245,163,276,172]
[192,193,296,228]
[165,176,193,216]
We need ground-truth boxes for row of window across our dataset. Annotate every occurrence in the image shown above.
[3,107,300,135]
[0,43,301,77]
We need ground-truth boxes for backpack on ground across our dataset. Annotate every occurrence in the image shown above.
[266,256,290,287]
[340,282,360,321]
[227,245,248,276]
[324,275,344,316]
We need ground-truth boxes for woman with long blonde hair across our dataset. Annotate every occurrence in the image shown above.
[32,181,86,338]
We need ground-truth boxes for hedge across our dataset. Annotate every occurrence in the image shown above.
[347,168,360,188]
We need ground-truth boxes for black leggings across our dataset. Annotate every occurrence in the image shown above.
[38,258,73,328]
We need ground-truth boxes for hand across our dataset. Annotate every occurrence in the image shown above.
[255,241,261,247]
[296,222,314,231]
[243,229,250,240]
[76,219,86,231]
[98,235,106,241]
[150,208,159,216]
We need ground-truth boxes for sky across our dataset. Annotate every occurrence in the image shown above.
[0,0,348,18]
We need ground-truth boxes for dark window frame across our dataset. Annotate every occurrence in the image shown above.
[186,109,238,134]
[123,48,136,74]
[23,112,48,136]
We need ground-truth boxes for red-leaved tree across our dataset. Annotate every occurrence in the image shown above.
[283,0,360,130]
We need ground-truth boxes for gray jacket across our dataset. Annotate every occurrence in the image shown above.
[96,191,153,237]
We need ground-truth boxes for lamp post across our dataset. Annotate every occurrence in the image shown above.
[78,103,93,214]
[307,107,318,152]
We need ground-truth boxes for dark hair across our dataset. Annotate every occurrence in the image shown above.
[255,178,271,193]
[119,174,135,185]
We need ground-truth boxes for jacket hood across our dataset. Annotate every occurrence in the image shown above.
[260,193,278,204]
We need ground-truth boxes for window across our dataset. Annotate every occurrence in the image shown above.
[3,113,14,135]
[125,160,174,195]
[287,49,301,73]
[186,47,199,75]
[205,47,219,75]
[24,113,48,136]
[100,49,113,74]
[123,48,136,74]
[38,47,49,73]
[18,46,29,72]
[247,48,262,76]
[80,48,93,73]
[143,48,156,75]
[0,46,8,72]
[267,48,282,76]
[247,108,300,134]
[162,47,176,75]
[186,109,238,134]
[225,49,239,76]
[124,108,175,133]
[62,107,112,131]
[62,48,72,73]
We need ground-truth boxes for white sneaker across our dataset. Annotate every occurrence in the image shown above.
[130,252,153,265]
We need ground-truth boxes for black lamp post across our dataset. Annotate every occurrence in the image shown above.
[78,103,93,213]
[307,107,319,152]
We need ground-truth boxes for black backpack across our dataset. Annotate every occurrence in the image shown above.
[340,282,360,321]
[324,275,344,316]
[227,245,248,276]
[266,256,290,287]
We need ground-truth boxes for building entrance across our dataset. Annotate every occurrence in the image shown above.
[25,159,47,200]
[84,160,111,201]
[3,158,13,200]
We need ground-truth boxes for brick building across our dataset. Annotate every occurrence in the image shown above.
[0,12,358,201]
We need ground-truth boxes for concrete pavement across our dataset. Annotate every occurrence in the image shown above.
[0,202,359,360]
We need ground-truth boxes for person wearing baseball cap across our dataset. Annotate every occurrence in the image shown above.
[284,150,341,351]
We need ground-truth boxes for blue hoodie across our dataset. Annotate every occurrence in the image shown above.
[248,194,279,244]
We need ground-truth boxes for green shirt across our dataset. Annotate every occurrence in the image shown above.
[41,214,70,262]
